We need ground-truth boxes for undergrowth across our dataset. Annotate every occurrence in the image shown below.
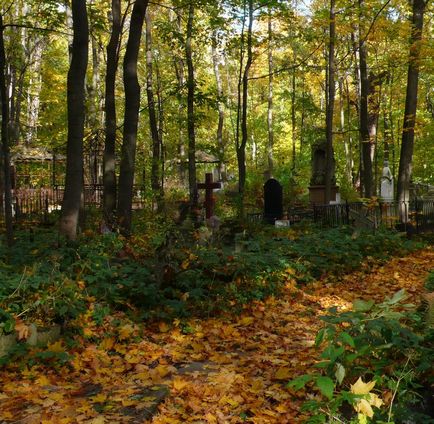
[0,222,420,331]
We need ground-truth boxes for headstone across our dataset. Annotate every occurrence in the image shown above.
[308,140,339,204]
[197,173,221,219]
[263,178,283,224]
[380,161,394,202]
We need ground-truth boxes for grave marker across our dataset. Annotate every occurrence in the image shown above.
[197,173,221,219]
[263,178,283,224]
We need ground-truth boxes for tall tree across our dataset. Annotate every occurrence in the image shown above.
[59,0,89,240]
[117,0,148,235]
[103,0,121,225]
[397,0,428,213]
[237,0,253,203]
[212,29,225,180]
[185,0,197,207]
[324,0,336,203]
[145,9,162,210]
[0,13,13,246]
[267,11,274,173]
[358,0,374,197]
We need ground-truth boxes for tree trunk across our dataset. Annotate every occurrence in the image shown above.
[145,10,161,210]
[291,68,296,171]
[211,30,225,180]
[26,39,44,145]
[325,0,335,204]
[397,0,427,217]
[173,11,186,183]
[358,0,373,198]
[117,0,148,235]
[155,51,165,193]
[59,0,89,240]
[0,14,13,246]
[185,1,197,207]
[103,0,121,225]
[339,76,352,182]
[267,12,274,173]
[237,0,253,202]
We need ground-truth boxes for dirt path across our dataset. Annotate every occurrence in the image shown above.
[1,248,433,423]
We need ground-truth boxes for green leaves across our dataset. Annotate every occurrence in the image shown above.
[353,299,374,312]
[315,376,334,400]
[335,363,345,384]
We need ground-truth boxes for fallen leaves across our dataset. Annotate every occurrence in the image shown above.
[0,248,433,423]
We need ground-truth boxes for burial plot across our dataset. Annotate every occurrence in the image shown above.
[263,178,283,224]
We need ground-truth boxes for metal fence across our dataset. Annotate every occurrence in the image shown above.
[247,200,434,234]
[312,200,434,233]
[1,185,147,223]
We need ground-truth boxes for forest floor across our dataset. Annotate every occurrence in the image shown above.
[0,247,433,423]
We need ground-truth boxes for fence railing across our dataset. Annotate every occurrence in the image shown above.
[312,200,434,233]
[247,200,434,234]
[0,185,147,223]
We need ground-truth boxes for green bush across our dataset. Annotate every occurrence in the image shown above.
[0,225,419,324]
[288,290,434,423]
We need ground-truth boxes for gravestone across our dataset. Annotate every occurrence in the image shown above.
[308,140,339,204]
[380,161,394,202]
[263,178,283,224]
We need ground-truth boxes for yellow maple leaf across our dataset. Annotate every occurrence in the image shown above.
[172,377,188,391]
[89,417,105,424]
[355,398,374,418]
[155,364,171,378]
[83,327,94,337]
[350,378,383,418]
[36,375,50,386]
[205,412,217,423]
[47,340,64,353]
[118,324,134,340]
[100,337,115,350]
[274,367,292,380]
[91,393,107,403]
[350,377,376,395]
[238,316,254,326]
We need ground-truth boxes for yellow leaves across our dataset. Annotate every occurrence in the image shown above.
[159,322,170,333]
[238,316,254,326]
[2,249,433,423]
[350,378,384,418]
[99,337,115,351]
[172,377,189,391]
[47,340,64,353]
[218,395,240,407]
[274,367,292,381]
[91,393,107,403]
[205,412,217,423]
[350,377,376,395]
[83,327,94,338]
[155,364,172,378]
[88,417,106,424]
[36,375,50,386]
[15,319,30,341]
[118,324,135,340]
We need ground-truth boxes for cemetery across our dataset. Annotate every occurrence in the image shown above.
[1,0,434,423]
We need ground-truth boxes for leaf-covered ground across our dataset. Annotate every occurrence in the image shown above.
[1,247,433,423]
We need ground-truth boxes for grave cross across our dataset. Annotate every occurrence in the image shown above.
[197,173,221,219]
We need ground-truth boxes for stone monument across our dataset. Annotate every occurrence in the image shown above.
[263,178,283,224]
[380,161,394,202]
[308,140,339,204]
